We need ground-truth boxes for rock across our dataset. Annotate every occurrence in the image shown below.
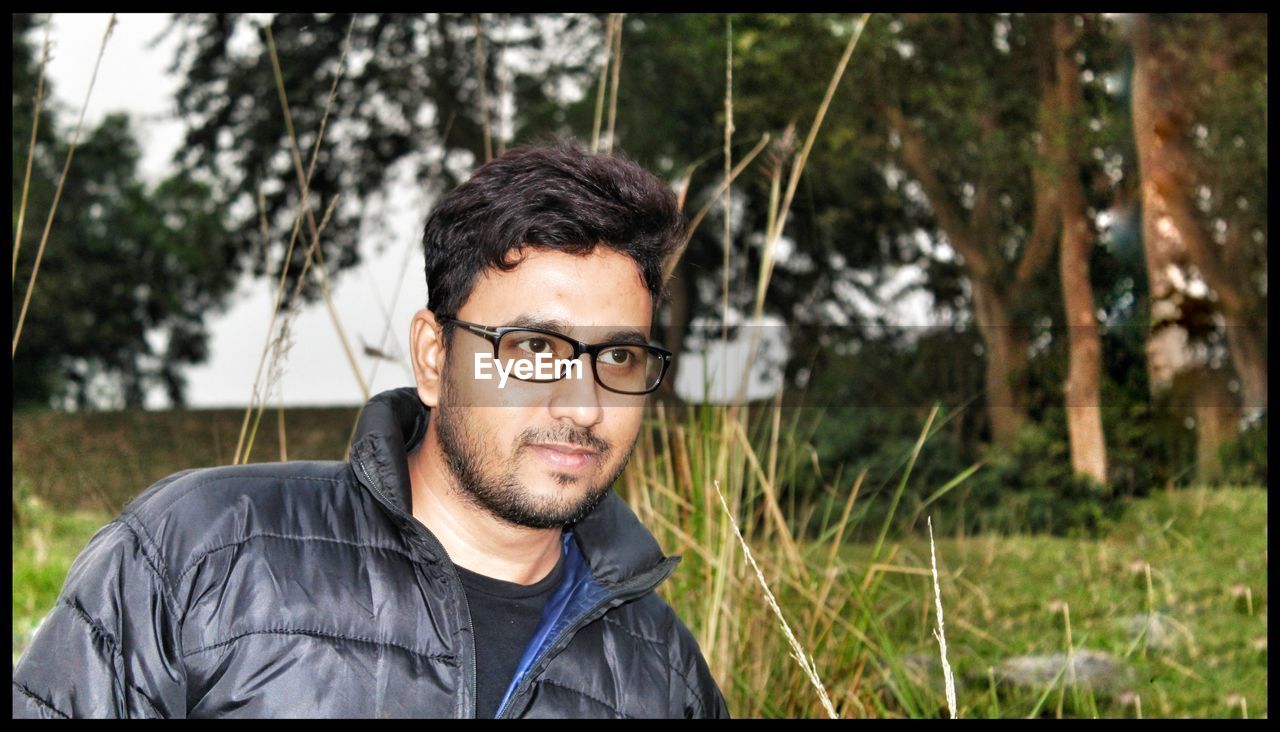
[996,650,1126,696]
[1121,612,1188,651]
[893,653,965,697]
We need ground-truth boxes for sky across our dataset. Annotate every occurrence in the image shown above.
[42,13,431,409]
[36,13,932,410]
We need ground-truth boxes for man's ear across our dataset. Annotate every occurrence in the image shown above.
[409,309,447,408]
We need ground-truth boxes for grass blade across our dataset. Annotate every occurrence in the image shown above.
[872,405,938,563]
[13,14,118,359]
[712,478,838,718]
[13,27,51,283]
[928,516,958,718]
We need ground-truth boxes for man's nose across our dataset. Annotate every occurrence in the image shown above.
[547,354,604,429]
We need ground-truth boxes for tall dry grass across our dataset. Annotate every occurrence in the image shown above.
[12,14,117,359]
[12,14,951,717]
[636,15,934,716]
[12,25,51,284]
[234,18,356,465]
[622,399,967,717]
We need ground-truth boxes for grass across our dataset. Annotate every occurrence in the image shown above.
[10,403,1268,718]
[843,485,1268,717]
[12,406,360,512]
[620,400,1267,718]
[11,475,112,668]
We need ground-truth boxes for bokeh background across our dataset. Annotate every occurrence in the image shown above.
[12,13,1267,718]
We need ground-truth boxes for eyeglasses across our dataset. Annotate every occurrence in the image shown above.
[439,317,673,395]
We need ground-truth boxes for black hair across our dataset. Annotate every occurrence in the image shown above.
[421,140,684,329]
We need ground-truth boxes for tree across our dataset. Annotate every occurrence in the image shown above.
[154,11,1258,495]
[171,13,942,412]
[1042,13,1108,484]
[1130,13,1267,479]
[166,13,601,304]
[872,14,1059,446]
[575,14,927,401]
[551,14,1126,469]
[12,14,237,409]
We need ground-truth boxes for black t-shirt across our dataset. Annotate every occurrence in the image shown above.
[455,549,566,719]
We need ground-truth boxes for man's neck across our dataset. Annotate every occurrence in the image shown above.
[406,427,564,586]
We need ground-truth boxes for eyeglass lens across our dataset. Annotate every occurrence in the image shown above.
[496,330,662,393]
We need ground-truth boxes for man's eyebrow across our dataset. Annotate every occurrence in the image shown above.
[504,315,649,344]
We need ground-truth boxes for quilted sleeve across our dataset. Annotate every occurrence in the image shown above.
[668,614,731,719]
[12,517,186,718]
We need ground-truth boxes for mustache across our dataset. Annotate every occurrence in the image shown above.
[517,426,612,456]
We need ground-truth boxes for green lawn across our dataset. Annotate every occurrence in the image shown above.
[12,482,113,668]
[846,486,1267,717]
[11,478,1266,718]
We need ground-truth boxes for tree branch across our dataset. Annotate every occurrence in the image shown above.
[883,102,990,279]
[970,109,1000,249]
[1014,161,1060,288]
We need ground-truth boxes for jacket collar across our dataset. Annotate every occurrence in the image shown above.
[349,387,673,589]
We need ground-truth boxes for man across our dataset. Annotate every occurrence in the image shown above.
[12,142,730,719]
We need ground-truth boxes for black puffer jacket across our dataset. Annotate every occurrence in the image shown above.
[12,388,729,718]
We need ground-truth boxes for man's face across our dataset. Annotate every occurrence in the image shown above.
[431,247,653,529]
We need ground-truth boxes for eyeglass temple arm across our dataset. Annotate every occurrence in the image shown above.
[440,317,500,338]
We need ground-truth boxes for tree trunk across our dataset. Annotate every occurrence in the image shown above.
[1188,368,1239,483]
[1224,322,1267,414]
[970,275,1028,444]
[1130,13,1247,475]
[884,103,1033,446]
[1050,14,1107,485]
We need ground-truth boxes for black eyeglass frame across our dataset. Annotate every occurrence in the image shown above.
[438,316,674,395]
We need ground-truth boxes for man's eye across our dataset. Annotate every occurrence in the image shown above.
[600,348,634,366]
[519,338,550,353]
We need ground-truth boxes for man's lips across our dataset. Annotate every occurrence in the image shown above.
[528,442,600,471]
[532,442,596,454]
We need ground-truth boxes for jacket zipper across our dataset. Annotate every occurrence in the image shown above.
[493,556,680,719]
[354,453,478,719]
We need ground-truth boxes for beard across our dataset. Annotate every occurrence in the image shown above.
[433,365,636,530]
